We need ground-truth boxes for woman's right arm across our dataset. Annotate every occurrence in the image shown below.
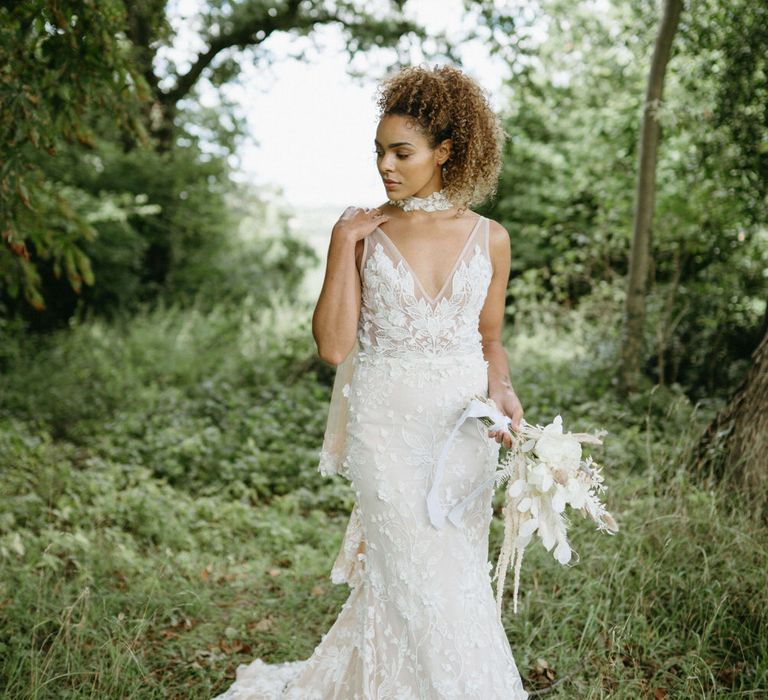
[312,206,389,365]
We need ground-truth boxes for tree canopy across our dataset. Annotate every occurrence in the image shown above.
[0,0,452,317]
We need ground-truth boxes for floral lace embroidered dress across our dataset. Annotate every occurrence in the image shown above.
[212,214,529,699]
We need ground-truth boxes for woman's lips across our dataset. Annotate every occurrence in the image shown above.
[384,181,399,190]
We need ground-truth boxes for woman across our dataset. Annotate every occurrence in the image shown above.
[214,64,529,699]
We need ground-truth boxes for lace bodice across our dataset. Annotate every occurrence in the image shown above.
[357,216,492,359]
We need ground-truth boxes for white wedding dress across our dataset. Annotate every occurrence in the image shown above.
[213,214,529,699]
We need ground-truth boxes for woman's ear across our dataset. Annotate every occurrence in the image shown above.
[435,138,452,166]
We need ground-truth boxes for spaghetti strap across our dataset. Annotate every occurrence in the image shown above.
[359,234,369,278]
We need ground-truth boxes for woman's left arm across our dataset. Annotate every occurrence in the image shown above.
[478,219,524,449]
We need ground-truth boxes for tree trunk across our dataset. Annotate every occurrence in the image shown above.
[691,324,768,519]
[619,0,684,391]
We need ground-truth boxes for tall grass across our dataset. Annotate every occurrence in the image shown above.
[0,294,765,698]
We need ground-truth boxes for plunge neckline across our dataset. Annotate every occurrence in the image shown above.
[374,215,484,304]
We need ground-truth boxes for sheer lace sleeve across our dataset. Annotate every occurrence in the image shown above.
[317,339,358,479]
[316,235,369,479]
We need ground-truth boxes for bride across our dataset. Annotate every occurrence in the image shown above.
[213,64,529,699]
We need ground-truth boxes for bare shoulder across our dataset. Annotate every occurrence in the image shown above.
[480,217,510,278]
[485,217,510,254]
[486,216,509,242]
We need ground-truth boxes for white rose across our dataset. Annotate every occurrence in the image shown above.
[535,434,581,469]
[534,415,582,470]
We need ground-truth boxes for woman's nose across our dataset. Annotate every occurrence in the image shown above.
[379,153,396,173]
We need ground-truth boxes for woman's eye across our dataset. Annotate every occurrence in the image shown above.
[396,154,410,159]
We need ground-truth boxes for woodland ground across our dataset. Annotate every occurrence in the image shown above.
[1,294,766,699]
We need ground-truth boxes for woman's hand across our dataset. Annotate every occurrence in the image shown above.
[332,206,389,243]
[487,387,524,450]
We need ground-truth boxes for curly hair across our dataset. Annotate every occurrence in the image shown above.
[375,64,505,209]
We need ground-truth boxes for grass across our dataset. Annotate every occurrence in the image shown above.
[0,294,765,698]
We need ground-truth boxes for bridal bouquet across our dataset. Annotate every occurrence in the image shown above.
[469,395,618,616]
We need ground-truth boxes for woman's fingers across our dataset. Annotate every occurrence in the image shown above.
[507,406,523,432]
[358,207,389,225]
[489,428,509,447]
[340,207,389,233]
[489,426,514,448]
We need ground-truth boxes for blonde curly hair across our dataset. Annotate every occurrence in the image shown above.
[375,64,505,209]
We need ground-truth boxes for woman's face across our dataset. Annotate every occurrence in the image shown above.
[374,113,450,201]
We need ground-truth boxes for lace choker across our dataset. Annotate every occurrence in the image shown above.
[388,189,453,212]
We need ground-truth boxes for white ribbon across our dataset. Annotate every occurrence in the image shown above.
[426,398,513,529]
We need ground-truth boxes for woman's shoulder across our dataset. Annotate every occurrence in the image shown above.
[481,215,509,238]
[478,213,508,234]
[467,210,507,237]
[480,215,511,259]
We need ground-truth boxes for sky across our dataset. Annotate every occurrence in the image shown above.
[165,0,522,209]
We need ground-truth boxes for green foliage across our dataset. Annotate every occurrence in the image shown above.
[680,0,768,209]
[0,1,148,310]
[0,296,766,697]
[0,296,339,502]
[2,128,317,328]
[0,0,438,317]
[0,417,351,698]
[483,0,767,398]
[1,0,767,695]
[163,181,318,312]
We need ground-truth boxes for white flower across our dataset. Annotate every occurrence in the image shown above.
[518,516,538,538]
[528,462,554,493]
[461,399,616,616]
[538,515,557,551]
[534,415,582,469]
[551,484,567,513]
[565,479,588,509]
[517,496,532,513]
[508,479,526,497]
[554,539,572,565]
